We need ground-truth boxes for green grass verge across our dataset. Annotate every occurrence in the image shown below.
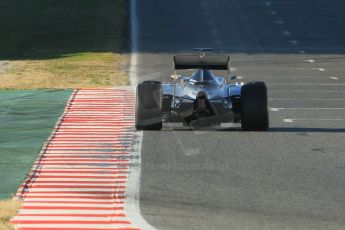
[0,89,72,199]
[0,0,129,89]
[0,0,127,59]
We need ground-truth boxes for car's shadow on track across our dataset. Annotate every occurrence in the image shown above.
[268,127,345,133]
[157,127,345,133]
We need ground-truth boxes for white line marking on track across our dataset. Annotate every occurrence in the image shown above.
[125,131,155,230]
[330,77,339,80]
[284,118,345,122]
[265,1,272,6]
[128,1,156,229]
[283,30,290,35]
[270,108,280,112]
[289,40,298,45]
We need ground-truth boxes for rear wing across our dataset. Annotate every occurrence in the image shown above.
[174,55,230,70]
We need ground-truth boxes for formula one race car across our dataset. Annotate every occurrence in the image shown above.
[135,48,269,131]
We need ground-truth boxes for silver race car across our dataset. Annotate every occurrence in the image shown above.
[135,49,269,131]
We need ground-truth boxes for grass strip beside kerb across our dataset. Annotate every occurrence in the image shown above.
[0,0,129,89]
[0,199,21,230]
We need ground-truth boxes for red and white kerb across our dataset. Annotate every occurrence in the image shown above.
[12,89,141,230]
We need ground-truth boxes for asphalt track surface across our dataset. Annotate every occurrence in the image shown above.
[135,0,345,229]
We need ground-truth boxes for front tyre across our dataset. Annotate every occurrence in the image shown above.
[135,81,163,130]
[241,82,269,131]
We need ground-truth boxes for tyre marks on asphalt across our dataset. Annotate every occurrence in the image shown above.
[12,88,141,230]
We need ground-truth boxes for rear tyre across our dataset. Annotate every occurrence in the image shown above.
[135,81,163,130]
[241,82,269,131]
